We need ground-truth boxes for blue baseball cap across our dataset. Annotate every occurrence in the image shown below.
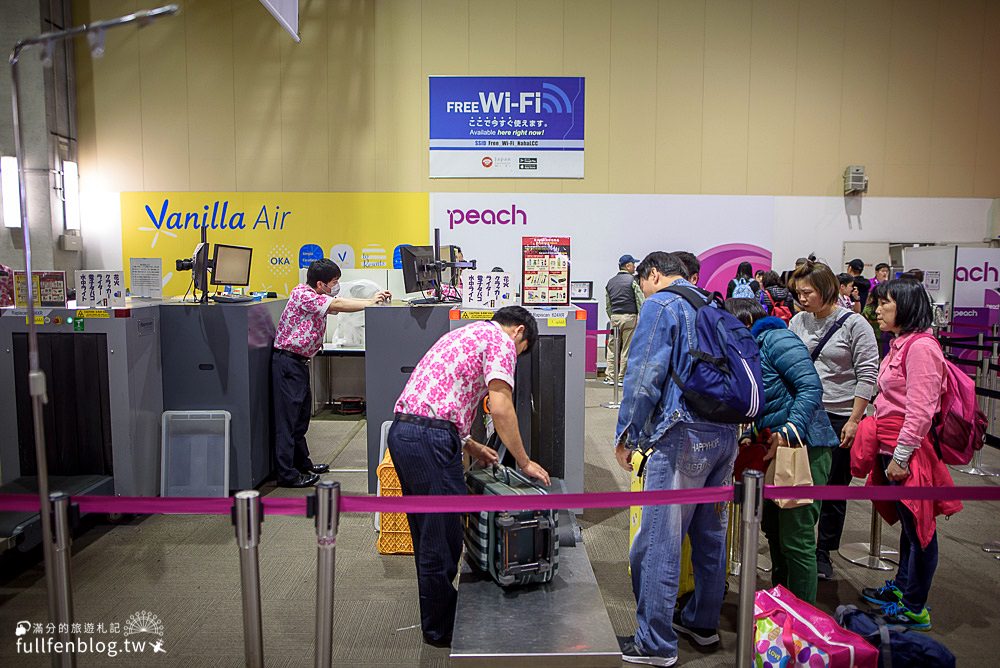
[619,254,638,267]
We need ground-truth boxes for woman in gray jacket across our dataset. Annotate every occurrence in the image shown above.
[788,261,879,581]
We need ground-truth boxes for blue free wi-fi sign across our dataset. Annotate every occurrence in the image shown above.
[429,76,585,179]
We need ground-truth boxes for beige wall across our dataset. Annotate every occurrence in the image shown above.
[73,0,1000,197]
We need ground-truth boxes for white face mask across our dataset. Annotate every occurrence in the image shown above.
[327,282,340,297]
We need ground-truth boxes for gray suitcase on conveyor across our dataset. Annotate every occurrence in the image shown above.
[464,464,559,587]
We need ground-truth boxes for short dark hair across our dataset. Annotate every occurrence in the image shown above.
[761,270,781,288]
[902,268,925,283]
[882,279,932,334]
[636,251,687,281]
[306,259,341,287]
[837,272,854,287]
[867,280,889,305]
[492,306,538,351]
[724,298,766,327]
[788,261,839,305]
[875,262,890,272]
[672,251,700,280]
[736,261,753,279]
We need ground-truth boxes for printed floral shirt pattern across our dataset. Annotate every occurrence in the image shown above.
[395,320,517,439]
[273,284,332,357]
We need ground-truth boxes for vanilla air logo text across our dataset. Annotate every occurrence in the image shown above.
[143,199,291,231]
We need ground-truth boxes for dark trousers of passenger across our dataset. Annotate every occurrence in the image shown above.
[387,418,465,644]
[271,351,315,484]
[761,447,832,603]
[880,455,938,611]
[817,412,853,553]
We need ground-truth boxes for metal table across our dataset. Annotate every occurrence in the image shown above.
[450,545,621,666]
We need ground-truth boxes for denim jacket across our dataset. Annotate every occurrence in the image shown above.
[614,279,699,448]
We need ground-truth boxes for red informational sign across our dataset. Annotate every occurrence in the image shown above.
[13,271,67,308]
[521,236,570,306]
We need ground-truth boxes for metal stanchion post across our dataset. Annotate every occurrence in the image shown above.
[233,491,264,668]
[840,506,897,570]
[728,501,742,577]
[601,325,622,409]
[314,481,341,668]
[735,471,764,668]
[959,345,1000,477]
[50,492,75,668]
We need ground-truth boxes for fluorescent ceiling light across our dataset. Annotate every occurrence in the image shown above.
[63,160,81,230]
[1,156,22,229]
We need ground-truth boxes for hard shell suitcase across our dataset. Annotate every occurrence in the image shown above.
[464,464,559,587]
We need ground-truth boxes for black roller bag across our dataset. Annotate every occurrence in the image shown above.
[464,464,559,587]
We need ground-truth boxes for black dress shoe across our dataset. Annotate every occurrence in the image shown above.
[278,472,320,488]
[305,463,330,475]
[422,634,451,648]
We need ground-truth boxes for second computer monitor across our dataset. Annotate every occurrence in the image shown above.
[211,244,253,287]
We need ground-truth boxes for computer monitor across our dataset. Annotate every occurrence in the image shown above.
[191,242,210,293]
[210,243,253,287]
[399,245,439,295]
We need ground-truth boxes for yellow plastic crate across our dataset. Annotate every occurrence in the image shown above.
[376,450,413,555]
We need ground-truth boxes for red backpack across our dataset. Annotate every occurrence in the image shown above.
[899,333,986,465]
[761,290,792,323]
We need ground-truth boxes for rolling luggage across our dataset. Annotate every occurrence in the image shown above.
[464,464,559,587]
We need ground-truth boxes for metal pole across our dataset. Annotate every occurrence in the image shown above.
[601,325,622,409]
[314,481,341,668]
[10,37,59,633]
[735,470,763,668]
[7,3,179,642]
[840,506,897,570]
[50,492,75,668]
[958,346,1000,477]
[233,491,264,668]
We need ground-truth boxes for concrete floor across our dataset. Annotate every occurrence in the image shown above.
[1,380,999,666]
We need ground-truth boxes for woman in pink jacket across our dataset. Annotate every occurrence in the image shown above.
[851,278,961,631]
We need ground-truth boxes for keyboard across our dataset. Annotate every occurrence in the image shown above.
[211,294,254,304]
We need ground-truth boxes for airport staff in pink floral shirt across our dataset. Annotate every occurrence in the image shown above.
[389,306,549,647]
[272,259,390,488]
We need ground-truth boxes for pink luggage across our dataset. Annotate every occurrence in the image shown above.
[754,585,878,668]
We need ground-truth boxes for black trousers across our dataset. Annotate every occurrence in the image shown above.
[271,350,315,483]
[387,416,465,644]
[817,412,853,553]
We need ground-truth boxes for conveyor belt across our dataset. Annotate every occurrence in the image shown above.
[0,475,113,551]
[450,544,621,666]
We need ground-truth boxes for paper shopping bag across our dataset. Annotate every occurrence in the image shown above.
[765,423,814,509]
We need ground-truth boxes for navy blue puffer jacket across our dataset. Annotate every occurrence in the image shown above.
[750,317,839,446]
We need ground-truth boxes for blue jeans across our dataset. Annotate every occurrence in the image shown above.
[631,421,737,658]
[879,455,938,611]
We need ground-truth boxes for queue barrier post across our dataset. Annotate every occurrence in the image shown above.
[51,492,76,668]
[601,324,622,409]
[735,470,764,668]
[960,352,1000,477]
[233,490,264,668]
[314,481,341,668]
[839,506,897,571]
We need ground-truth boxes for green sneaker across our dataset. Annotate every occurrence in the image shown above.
[861,580,903,606]
[880,602,932,631]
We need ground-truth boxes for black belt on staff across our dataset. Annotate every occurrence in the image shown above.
[274,348,310,363]
[394,412,459,436]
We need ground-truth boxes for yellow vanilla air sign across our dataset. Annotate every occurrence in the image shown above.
[120,192,429,297]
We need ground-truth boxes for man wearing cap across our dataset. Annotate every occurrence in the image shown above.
[845,258,870,309]
[604,254,644,386]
